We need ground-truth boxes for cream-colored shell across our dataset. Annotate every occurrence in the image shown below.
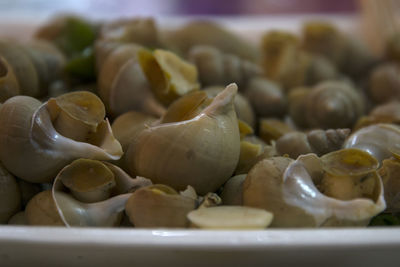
[126,84,241,195]
[344,123,400,163]
[243,154,385,227]
[97,42,165,117]
[0,96,122,183]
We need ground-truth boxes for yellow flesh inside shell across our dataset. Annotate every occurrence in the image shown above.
[49,91,106,142]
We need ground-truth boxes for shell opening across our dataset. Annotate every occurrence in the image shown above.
[59,159,116,203]
[48,91,106,142]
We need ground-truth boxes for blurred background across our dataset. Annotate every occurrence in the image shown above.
[0,0,396,53]
[0,0,357,18]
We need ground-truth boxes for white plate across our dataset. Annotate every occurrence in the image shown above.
[0,226,399,267]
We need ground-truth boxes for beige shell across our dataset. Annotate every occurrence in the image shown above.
[111,111,157,152]
[125,84,240,195]
[125,184,196,228]
[59,159,117,203]
[244,77,287,118]
[25,190,64,226]
[243,153,385,227]
[161,20,260,62]
[288,81,365,129]
[259,118,294,144]
[220,174,246,206]
[99,17,161,48]
[302,21,348,68]
[51,161,148,227]
[379,158,400,213]
[261,30,337,90]
[97,42,165,117]
[354,101,400,130]
[344,123,400,163]
[0,163,21,223]
[0,40,65,97]
[369,63,400,104]
[188,45,262,87]
[203,86,255,128]
[0,92,122,183]
[302,21,376,79]
[0,55,19,102]
[276,128,350,159]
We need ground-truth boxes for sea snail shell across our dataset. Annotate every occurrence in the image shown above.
[126,83,241,195]
[0,91,122,183]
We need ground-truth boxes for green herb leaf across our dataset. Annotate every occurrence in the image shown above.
[64,47,95,81]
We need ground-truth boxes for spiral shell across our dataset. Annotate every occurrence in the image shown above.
[289,81,365,129]
[188,45,262,88]
[344,123,400,163]
[302,21,376,79]
[0,92,122,183]
[125,84,240,195]
[354,101,400,130]
[162,20,260,62]
[0,40,65,98]
[203,86,255,128]
[99,17,161,48]
[244,77,287,118]
[369,63,400,104]
[261,30,337,90]
[243,151,385,227]
[276,128,350,159]
[125,184,196,228]
[97,41,165,117]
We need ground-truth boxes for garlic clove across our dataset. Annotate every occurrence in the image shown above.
[187,206,273,229]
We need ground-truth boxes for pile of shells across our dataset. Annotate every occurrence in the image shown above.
[1,15,399,229]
